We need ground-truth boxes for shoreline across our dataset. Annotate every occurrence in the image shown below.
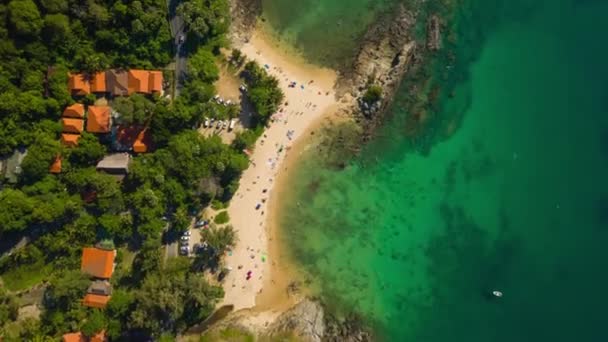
[219,25,351,316]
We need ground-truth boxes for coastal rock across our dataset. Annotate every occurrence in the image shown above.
[229,0,262,44]
[339,3,418,127]
[426,15,442,51]
[265,299,325,342]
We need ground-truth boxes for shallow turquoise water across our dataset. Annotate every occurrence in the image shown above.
[271,0,608,340]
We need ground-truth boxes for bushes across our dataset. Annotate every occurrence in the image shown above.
[362,84,382,104]
[242,61,284,120]
[213,210,230,224]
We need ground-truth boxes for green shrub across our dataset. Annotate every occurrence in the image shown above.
[213,211,229,224]
[362,85,382,103]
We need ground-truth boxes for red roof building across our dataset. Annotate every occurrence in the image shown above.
[68,73,90,95]
[90,72,107,93]
[81,247,115,279]
[63,103,85,118]
[61,133,80,147]
[133,128,151,153]
[87,106,111,133]
[128,70,163,94]
[82,293,111,309]
[49,155,62,173]
[149,71,163,93]
[62,118,84,134]
[63,330,107,342]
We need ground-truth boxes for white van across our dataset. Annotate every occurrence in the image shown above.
[229,119,236,131]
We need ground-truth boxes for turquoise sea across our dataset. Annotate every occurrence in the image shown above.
[264,0,608,340]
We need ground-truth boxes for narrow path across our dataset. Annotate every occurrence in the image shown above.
[167,0,187,97]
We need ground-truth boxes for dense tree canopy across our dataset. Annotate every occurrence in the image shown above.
[0,0,258,339]
[242,61,284,120]
[177,0,230,41]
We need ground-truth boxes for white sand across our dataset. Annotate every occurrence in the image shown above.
[220,30,342,311]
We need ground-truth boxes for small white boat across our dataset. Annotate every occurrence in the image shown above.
[492,290,503,298]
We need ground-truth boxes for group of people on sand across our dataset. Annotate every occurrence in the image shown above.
[226,57,334,298]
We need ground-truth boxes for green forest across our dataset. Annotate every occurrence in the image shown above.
[0,0,283,340]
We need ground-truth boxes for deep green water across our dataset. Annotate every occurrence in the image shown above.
[266,0,608,340]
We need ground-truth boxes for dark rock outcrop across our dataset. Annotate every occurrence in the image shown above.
[265,299,325,342]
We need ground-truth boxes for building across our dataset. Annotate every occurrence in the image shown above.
[81,247,116,279]
[68,73,90,95]
[49,155,62,174]
[1,148,27,184]
[62,118,85,134]
[61,134,81,147]
[87,106,111,133]
[96,153,131,180]
[128,69,163,94]
[114,126,151,153]
[62,330,107,342]
[90,71,107,93]
[80,247,116,309]
[106,69,129,97]
[133,128,151,153]
[63,103,85,118]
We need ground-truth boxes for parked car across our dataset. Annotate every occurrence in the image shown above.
[229,119,236,131]
[180,235,189,242]
[182,230,191,237]
[179,246,189,256]
[255,203,262,210]
[195,220,208,228]
[178,35,185,44]
[216,121,222,129]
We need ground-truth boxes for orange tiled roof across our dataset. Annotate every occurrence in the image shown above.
[82,293,111,308]
[68,73,90,95]
[62,332,85,342]
[133,128,151,153]
[62,118,84,134]
[90,71,107,93]
[61,133,80,147]
[63,103,85,118]
[87,106,111,133]
[149,71,163,93]
[128,69,150,94]
[91,330,107,342]
[81,247,115,279]
[50,155,62,173]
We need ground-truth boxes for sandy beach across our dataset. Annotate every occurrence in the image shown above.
[219,29,345,312]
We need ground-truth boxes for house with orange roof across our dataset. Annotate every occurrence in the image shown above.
[90,71,107,93]
[50,155,62,174]
[68,73,90,95]
[114,126,152,153]
[133,128,152,153]
[63,330,107,342]
[127,69,164,94]
[87,106,111,133]
[81,247,116,279]
[63,103,85,118]
[127,69,150,95]
[149,70,163,93]
[106,69,129,96]
[61,133,80,147]
[62,118,84,134]
[80,247,115,309]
